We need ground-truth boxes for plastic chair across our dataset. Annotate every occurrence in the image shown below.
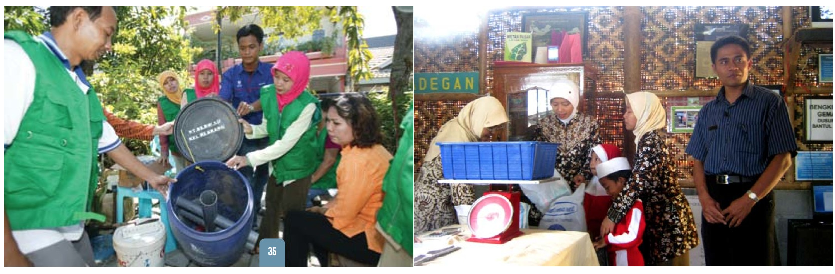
[116,185,177,253]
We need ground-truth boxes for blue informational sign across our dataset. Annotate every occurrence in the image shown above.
[820,54,833,83]
[259,238,285,267]
[795,151,834,181]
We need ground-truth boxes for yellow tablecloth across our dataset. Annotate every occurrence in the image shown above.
[418,227,599,266]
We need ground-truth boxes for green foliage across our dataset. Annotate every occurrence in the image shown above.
[189,34,239,63]
[3,6,48,35]
[338,6,374,87]
[367,90,413,153]
[92,7,199,154]
[215,6,372,87]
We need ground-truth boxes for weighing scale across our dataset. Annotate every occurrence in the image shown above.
[439,176,559,244]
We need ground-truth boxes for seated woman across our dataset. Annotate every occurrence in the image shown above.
[283,93,393,267]
[413,96,508,234]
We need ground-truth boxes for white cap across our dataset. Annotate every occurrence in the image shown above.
[595,157,631,178]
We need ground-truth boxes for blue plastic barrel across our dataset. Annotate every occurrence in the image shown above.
[165,161,253,266]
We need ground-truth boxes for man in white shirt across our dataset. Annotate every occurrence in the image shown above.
[4,6,175,266]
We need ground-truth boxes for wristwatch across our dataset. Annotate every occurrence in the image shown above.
[746,190,759,203]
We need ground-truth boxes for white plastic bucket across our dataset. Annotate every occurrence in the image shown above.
[113,218,166,267]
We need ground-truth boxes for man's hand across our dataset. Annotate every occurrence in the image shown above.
[238,119,252,135]
[226,155,249,170]
[237,102,253,117]
[699,194,727,225]
[153,121,174,136]
[600,217,615,237]
[146,175,176,197]
[721,195,755,228]
[593,237,607,250]
[572,174,585,189]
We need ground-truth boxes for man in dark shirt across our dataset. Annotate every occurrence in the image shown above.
[685,35,797,266]
[219,24,274,229]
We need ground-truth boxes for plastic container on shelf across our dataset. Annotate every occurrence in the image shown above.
[437,141,559,180]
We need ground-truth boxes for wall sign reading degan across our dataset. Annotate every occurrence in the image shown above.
[804,96,834,143]
[415,72,479,94]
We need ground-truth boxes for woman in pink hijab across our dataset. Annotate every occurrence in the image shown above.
[225,51,322,253]
[181,59,220,108]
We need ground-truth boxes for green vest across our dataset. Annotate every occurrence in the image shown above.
[4,31,106,230]
[377,104,415,255]
[183,88,197,104]
[158,96,181,153]
[260,86,321,182]
[310,131,340,190]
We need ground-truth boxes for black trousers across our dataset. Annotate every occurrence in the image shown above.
[284,210,380,267]
[702,179,779,266]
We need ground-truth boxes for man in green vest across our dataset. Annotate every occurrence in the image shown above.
[4,6,175,266]
[376,104,414,266]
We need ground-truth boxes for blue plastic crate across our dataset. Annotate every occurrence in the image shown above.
[437,141,560,180]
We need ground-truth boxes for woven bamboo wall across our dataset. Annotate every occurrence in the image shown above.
[414,6,832,178]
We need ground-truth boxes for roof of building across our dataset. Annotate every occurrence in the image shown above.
[363,35,396,82]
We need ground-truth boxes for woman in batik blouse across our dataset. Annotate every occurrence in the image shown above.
[601,91,699,266]
[413,96,509,234]
[534,79,601,188]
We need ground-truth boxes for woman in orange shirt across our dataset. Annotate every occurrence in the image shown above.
[284,93,392,267]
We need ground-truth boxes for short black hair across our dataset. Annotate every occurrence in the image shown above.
[331,93,383,148]
[603,170,632,182]
[320,97,335,112]
[236,24,264,44]
[710,35,751,64]
[49,7,104,27]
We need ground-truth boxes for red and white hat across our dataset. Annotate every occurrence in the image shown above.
[591,144,622,162]
[596,157,631,178]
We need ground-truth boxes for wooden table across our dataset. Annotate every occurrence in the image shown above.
[416,226,599,266]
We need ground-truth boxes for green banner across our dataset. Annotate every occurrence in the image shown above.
[415,72,479,94]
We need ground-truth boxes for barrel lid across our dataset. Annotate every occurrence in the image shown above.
[113,218,165,248]
[174,97,243,163]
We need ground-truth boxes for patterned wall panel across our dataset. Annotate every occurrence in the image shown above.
[794,45,834,87]
[790,6,831,154]
[414,100,473,170]
[414,17,480,73]
[484,7,625,94]
[641,6,786,91]
[592,97,626,150]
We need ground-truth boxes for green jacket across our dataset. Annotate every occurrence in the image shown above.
[158,96,181,153]
[310,131,340,190]
[183,88,197,104]
[260,86,321,182]
[376,104,414,255]
[4,31,106,230]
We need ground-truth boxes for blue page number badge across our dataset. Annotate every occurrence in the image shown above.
[259,238,285,267]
